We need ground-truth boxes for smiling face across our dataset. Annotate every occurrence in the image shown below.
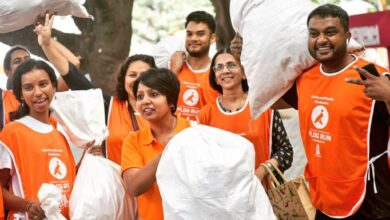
[135,83,171,123]
[21,69,56,121]
[308,15,351,66]
[213,53,245,92]
[125,60,151,101]
[185,21,215,57]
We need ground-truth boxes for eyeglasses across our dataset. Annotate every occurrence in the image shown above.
[213,61,239,72]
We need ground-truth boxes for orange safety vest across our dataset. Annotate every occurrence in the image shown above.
[296,57,389,217]
[198,100,272,168]
[176,63,219,121]
[2,90,19,128]
[0,120,76,219]
[106,97,147,165]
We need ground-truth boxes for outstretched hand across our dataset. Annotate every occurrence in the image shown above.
[34,13,55,47]
[346,66,390,102]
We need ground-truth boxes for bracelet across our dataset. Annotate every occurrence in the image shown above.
[265,162,275,172]
[26,201,33,212]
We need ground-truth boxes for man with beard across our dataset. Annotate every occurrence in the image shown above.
[170,11,219,121]
[280,4,390,220]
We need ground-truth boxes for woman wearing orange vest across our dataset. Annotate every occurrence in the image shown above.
[121,68,191,220]
[198,48,293,180]
[35,14,153,165]
[0,59,76,219]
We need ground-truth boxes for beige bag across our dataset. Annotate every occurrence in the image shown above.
[261,163,316,220]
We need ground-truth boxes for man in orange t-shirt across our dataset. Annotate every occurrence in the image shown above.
[170,11,219,121]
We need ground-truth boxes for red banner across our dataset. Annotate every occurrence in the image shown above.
[349,11,390,47]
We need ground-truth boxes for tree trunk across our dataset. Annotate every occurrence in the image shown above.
[210,0,235,49]
[74,0,134,94]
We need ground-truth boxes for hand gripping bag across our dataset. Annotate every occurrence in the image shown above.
[0,0,92,33]
[156,125,276,220]
[50,89,109,147]
[69,154,136,220]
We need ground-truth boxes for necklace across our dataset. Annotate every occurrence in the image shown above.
[219,93,247,113]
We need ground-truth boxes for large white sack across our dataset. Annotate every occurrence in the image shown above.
[0,0,92,33]
[151,32,217,68]
[230,0,317,119]
[70,154,136,220]
[50,89,109,147]
[156,125,276,220]
[230,0,362,119]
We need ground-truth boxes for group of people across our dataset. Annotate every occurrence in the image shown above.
[0,3,389,220]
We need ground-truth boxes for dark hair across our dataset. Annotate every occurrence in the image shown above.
[185,11,216,33]
[307,4,349,32]
[10,59,58,121]
[3,45,30,72]
[209,47,248,94]
[116,54,156,101]
[133,68,180,114]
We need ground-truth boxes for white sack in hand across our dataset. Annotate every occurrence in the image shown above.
[0,0,92,33]
[51,89,108,147]
[70,154,136,220]
[156,125,276,220]
[230,0,317,119]
[37,184,66,220]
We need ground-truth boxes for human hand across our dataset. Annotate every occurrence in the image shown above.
[169,51,186,75]
[34,13,55,47]
[230,33,243,61]
[27,201,45,220]
[346,66,390,101]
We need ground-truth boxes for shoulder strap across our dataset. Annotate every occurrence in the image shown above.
[127,102,139,131]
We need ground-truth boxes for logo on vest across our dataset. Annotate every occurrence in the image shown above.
[49,157,67,180]
[311,105,329,129]
[183,89,199,106]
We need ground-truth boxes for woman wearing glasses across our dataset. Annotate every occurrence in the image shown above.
[197,48,293,180]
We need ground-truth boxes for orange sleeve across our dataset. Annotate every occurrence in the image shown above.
[121,132,144,174]
[202,75,220,105]
[197,104,212,125]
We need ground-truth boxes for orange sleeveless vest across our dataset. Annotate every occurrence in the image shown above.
[0,120,76,219]
[106,97,147,165]
[177,63,219,121]
[296,57,388,217]
[198,100,272,168]
[2,90,19,127]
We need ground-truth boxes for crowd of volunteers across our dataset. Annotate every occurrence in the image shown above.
[0,3,389,220]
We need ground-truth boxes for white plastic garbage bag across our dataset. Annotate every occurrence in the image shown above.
[37,184,66,220]
[230,0,362,119]
[0,0,92,33]
[50,89,109,147]
[230,0,317,119]
[156,125,276,220]
[70,154,136,220]
[151,32,217,68]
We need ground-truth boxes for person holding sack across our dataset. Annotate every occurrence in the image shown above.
[197,47,293,181]
[121,68,191,220]
[34,13,155,165]
[0,59,76,219]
